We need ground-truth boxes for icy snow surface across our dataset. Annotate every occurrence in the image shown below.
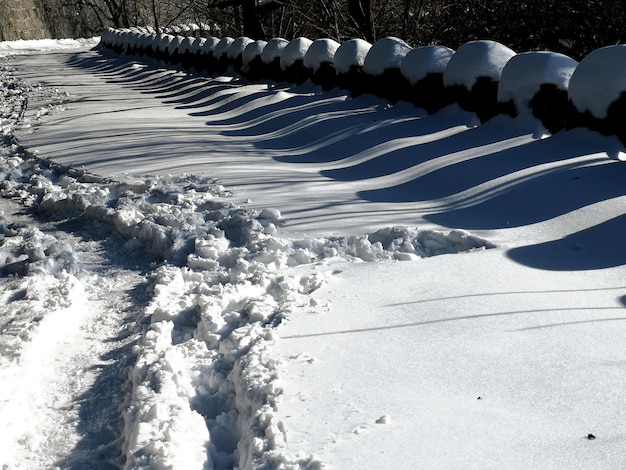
[363,37,412,76]
[2,39,626,470]
[333,38,372,74]
[568,45,626,119]
[498,51,578,112]
[443,40,516,89]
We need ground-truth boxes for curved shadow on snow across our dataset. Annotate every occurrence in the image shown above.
[507,214,626,270]
[322,115,527,181]
[357,128,605,203]
[281,307,625,339]
[425,156,626,230]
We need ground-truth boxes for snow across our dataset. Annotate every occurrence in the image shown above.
[303,39,340,71]
[568,45,626,119]
[261,37,289,64]
[443,40,516,89]
[333,38,372,74]
[280,37,313,70]
[156,34,175,53]
[213,37,234,58]
[400,45,455,84]
[242,40,267,67]
[363,37,412,76]
[201,37,220,54]
[0,37,99,54]
[227,36,254,59]
[2,37,626,470]
[498,51,578,112]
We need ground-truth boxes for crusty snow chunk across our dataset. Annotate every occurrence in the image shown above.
[303,38,341,71]
[363,37,412,76]
[213,36,234,58]
[443,40,515,89]
[401,45,455,84]
[242,40,267,67]
[498,51,578,112]
[568,45,626,119]
[334,38,372,74]
[280,37,313,70]
[227,36,254,59]
[261,37,289,64]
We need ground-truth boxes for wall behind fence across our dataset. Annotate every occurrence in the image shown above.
[0,0,49,41]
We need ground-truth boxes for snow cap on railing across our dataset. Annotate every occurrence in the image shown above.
[363,37,412,76]
[280,37,313,70]
[334,38,372,74]
[443,40,515,89]
[401,45,454,84]
[303,38,341,71]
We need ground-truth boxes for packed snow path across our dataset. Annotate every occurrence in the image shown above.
[1,43,626,469]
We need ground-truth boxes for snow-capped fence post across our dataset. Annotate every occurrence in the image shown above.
[304,39,340,92]
[212,37,235,75]
[334,39,372,98]
[443,40,516,123]
[281,37,313,86]
[568,45,626,144]
[260,38,289,83]
[400,45,454,114]
[228,37,254,75]
[362,37,412,104]
[497,51,579,134]
[241,40,268,82]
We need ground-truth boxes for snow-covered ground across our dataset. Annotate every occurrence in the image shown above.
[1,39,626,469]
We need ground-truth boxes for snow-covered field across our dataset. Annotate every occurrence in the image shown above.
[1,38,626,469]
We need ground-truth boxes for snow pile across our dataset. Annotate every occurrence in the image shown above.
[333,38,372,74]
[280,37,313,70]
[261,38,289,64]
[303,39,340,71]
[498,51,578,112]
[363,37,412,76]
[443,40,515,89]
[568,45,626,119]
[401,45,455,84]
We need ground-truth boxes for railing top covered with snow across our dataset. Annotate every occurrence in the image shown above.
[99,27,626,145]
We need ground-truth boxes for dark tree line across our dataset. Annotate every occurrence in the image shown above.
[38,0,626,60]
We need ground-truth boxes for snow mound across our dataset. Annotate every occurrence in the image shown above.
[443,40,515,89]
[303,38,340,71]
[227,36,254,59]
[0,37,99,56]
[334,38,372,74]
[280,37,313,70]
[190,37,206,53]
[213,37,235,59]
[178,37,194,53]
[401,45,455,84]
[261,38,289,64]
[243,40,267,67]
[363,37,412,76]
[498,51,578,112]
[568,45,626,119]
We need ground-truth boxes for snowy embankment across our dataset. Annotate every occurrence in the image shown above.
[0,48,493,469]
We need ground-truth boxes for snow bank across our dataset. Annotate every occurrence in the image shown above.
[363,37,412,76]
[303,39,340,71]
[443,40,515,89]
[334,38,372,74]
[568,45,626,119]
[401,45,454,84]
[280,37,313,70]
[0,37,99,55]
[498,51,578,112]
